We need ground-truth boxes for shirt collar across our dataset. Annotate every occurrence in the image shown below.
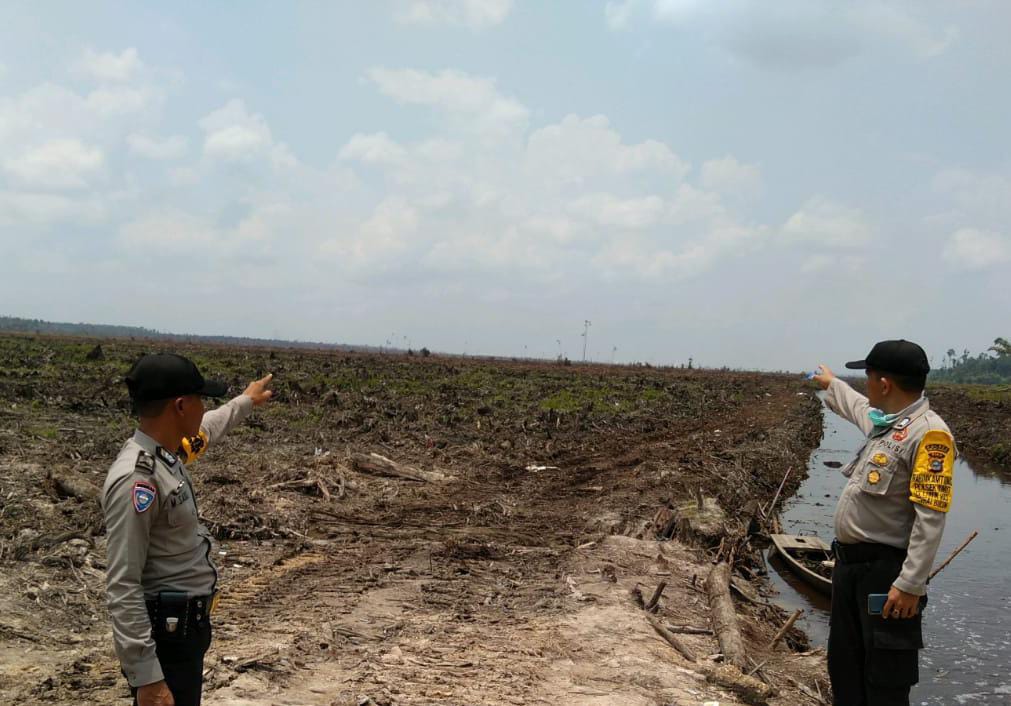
[132,430,181,468]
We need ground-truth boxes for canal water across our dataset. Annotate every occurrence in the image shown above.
[765,391,1011,704]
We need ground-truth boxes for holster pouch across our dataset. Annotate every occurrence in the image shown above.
[150,591,191,642]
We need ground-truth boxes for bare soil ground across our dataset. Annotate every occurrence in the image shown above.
[928,385,1011,473]
[1,335,830,705]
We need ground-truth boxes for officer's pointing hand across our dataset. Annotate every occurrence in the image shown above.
[243,373,274,406]
[811,364,835,391]
[137,680,175,706]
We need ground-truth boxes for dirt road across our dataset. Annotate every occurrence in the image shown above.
[0,336,827,705]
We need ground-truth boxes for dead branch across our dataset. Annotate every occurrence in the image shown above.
[646,615,696,663]
[645,581,667,612]
[769,608,803,649]
[350,452,448,483]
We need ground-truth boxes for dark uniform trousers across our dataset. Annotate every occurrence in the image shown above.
[828,543,924,706]
[131,598,213,706]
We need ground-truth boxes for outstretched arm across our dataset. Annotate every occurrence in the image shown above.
[812,365,874,437]
[200,373,273,444]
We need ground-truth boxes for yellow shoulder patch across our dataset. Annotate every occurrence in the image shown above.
[909,429,954,512]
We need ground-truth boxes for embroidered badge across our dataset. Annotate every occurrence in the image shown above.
[910,430,955,513]
[868,470,881,485]
[156,447,178,467]
[872,453,889,466]
[892,428,909,442]
[133,481,156,513]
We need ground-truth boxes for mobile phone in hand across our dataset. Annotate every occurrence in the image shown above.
[867,593,888,615]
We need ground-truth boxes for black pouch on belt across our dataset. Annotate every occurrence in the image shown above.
[151,591,191,642]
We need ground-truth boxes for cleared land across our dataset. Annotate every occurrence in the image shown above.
[1,335,836,705]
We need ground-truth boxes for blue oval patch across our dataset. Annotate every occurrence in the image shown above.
[133,481,156,513]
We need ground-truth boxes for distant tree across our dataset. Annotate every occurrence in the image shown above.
[989,337,1011,358]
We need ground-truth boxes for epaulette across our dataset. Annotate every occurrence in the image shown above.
[156,447,178,467]
[135,450,156,474]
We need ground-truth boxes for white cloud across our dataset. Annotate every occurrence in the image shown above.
[86,85,161,116]
[339,132,408,166]
[3,139,104,189]
[605,0,639,30]
[800,253,864,274]
[568,193,665,229]
[366,68,529,136]
[199,99,296,168]
[322,197,418,272]
[127,133,188,160]
[525,114,688,186]
[0,190,106,226]
[168,167,200,186]
[700,156,761,197]
[933,168,1011,228]
[782,196,872,248]
[394,0,513,29]
[75,48,144,82]
[942,228,1011,271]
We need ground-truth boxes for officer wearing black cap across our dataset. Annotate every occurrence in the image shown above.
[812,340,956,706]
[101,354,273,706]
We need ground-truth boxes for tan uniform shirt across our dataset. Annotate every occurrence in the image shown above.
[825,379,956,596]
[101,395,253,687]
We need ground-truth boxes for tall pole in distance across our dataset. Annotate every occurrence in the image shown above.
[582,320,591,362]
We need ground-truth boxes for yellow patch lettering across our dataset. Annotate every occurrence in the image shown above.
[910,430,955,512]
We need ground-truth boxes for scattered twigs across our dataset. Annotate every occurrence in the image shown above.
[706,561,748,670]
[768,609,803,649]
[929,530,979,582]
[785,675,828,705]
[646,615,696,663]
[644,581,667,612]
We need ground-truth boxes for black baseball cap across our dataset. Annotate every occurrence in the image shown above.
[126,353,229,402]
[845,340,930,377]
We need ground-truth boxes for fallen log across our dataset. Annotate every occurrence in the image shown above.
[705,561,748,670]
[51,472,99,503]
[350,453,448,483]
[704,664,777,705]
[646,615,696,663]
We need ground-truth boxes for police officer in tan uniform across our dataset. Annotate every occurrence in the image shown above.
[812,340,955,706]
[101,354,273,706]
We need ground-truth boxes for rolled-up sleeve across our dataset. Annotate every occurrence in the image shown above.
[102,473,163,687]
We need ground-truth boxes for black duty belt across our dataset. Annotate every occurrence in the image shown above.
[145,591,215,638]
[832,540,907,565]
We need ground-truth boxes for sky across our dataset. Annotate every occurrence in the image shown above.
[1,1,1009,371]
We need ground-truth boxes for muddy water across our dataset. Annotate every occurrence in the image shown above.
[765,392,1011,704]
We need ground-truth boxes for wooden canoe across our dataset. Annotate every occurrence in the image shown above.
[770,534,833,595]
